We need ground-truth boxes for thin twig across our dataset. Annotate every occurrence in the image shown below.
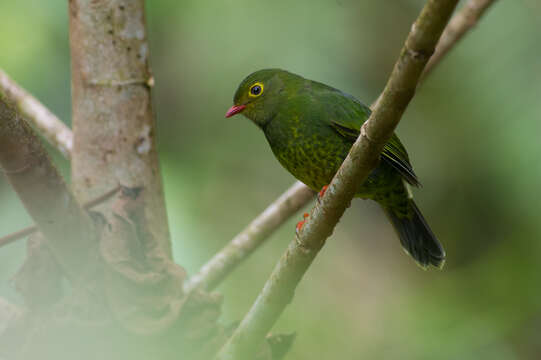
[189,0,497,294]
[0,69,73,158]
[423,0,498,78]
[184,182,315,293]
[0,185,121,249]
[0,226,36,250]
[215,0,460,359]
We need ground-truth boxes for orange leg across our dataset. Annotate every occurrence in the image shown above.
[296,212,310,233]
[318,185,329,199]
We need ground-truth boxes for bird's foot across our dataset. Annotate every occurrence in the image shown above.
[295,212,310,236]
[317,185,329,203]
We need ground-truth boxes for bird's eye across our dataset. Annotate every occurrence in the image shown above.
[249,82,264,97]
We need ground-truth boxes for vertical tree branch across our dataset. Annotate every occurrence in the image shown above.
[184,182,315,293]
[215,1,459,359]
[0,99,96,278]
[68,0,171,261]
[0,69,72,158]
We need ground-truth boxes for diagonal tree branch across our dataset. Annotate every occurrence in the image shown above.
[0,69,73,158]
[184,182,315,293]
[0,99,96,278]
[190,0,497,293]
[215,0,459,359]
[423,0,498,78]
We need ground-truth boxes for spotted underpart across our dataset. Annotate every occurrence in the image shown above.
[265,114,410,213]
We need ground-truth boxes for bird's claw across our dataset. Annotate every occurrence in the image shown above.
[317,185,329,203]
[295,212,310,237]
[295,220,305,234]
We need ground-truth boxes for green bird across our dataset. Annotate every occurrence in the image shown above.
[226,69,445,268]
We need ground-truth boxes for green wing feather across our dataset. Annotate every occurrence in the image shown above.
[382,134,420,187]
[330,120,420,187]
[307,80,420,187]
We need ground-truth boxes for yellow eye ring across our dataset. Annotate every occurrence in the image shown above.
[249,82,264,97]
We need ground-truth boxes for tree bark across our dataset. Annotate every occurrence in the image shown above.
[68,0,171,262]
[0,99,96,279]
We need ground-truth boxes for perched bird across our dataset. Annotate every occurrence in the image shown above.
[226,69,445,268]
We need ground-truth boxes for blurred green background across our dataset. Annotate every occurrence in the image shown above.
[1,0,541,358]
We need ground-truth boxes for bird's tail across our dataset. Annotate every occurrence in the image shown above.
[383,200,445,269]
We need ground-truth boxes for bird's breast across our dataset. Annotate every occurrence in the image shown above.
[263,116,348,191]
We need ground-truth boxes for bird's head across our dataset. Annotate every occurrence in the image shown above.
[226,69,293,128]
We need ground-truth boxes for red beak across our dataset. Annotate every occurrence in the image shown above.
[225,104,246,118]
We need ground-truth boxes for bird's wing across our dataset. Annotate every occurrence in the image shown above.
[330,119,421,187]
[306,81,420,186]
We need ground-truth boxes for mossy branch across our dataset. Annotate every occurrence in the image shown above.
[214,0,459,359]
